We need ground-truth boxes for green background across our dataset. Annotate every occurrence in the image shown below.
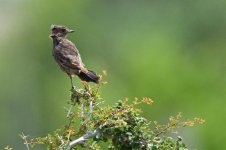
[0,0,225,149]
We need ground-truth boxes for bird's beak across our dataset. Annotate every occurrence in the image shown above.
[68,29,74,33]
[49,34,55,38]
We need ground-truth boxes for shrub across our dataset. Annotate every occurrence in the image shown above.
[18,71,204,150]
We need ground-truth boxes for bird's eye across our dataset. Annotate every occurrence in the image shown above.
[61,29,66,32]
[52,27,56,31]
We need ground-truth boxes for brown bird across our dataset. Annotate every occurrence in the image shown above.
[50,25,99,88]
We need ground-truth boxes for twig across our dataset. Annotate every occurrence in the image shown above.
[20,133,30,150]
[89,101,93,115]
[87,101,93,123]
[57,134,64,145]
[81,103,84,117]
[155,123,178,137]
[82,100,93,130]
[67,105,74,118]
[69,129,99,148]
[67,87,79,118]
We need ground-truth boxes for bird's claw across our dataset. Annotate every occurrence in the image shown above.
[71,85,76,91]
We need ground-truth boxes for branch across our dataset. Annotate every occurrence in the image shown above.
[154,123,178,137]
[69,129,99,148]
[20,133,30,150]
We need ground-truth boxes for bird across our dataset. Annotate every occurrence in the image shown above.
[50,25,99,88]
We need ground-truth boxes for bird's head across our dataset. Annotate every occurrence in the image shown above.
[50,24,74,38]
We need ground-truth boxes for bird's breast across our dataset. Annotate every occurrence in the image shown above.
[54,44,62,51]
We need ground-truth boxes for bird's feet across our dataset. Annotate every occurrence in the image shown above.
[71,85,77,92]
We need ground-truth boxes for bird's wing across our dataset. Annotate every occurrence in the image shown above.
[54,38,84,70]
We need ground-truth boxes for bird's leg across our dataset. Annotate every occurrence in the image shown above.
[69,75,75,90]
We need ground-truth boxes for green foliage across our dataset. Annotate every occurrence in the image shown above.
[19,72,204,150]
[4,146,12,150]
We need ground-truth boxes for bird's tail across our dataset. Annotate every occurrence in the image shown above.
[78,69,100,84]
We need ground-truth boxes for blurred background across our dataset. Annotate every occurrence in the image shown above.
[0,0,225,149]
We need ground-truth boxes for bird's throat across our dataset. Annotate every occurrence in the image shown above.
[52,37,60,46]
